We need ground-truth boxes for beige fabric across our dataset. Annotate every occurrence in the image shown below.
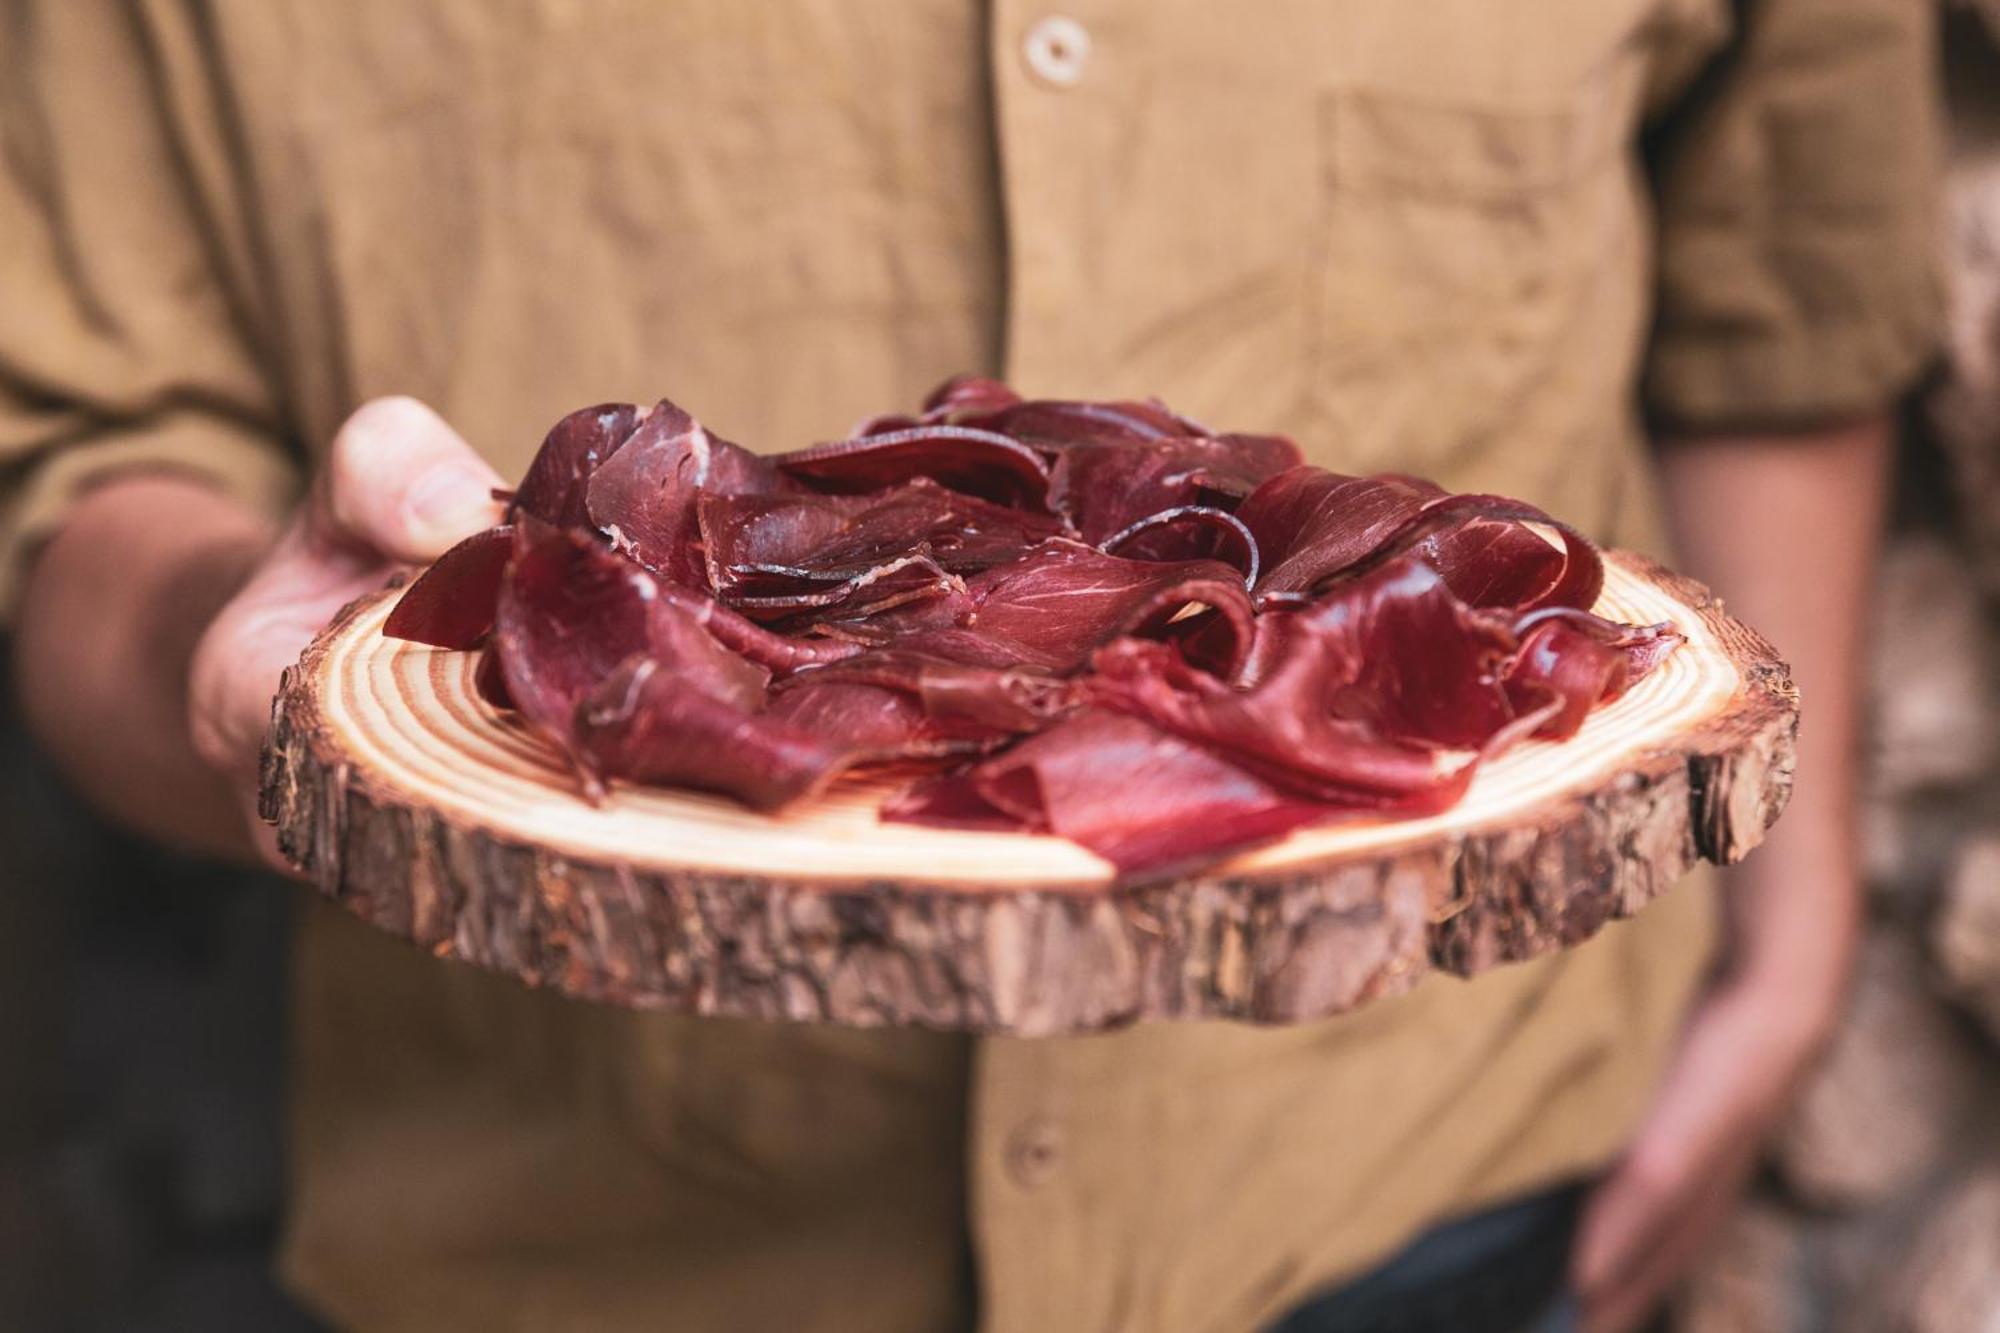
[1645,0,1945,428]
[0,2,1940,1330]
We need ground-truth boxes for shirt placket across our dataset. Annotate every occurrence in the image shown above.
[975,10,1148,1330]
[988,0,1131,394]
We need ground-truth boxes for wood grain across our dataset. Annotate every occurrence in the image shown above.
[260,551,1796,1035]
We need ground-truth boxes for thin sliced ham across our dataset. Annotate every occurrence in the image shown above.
[383,524,515,649]
[385,376,1678,877]
[510,403,644,528]
[776,426,1053,508]
[885,712,1333,879]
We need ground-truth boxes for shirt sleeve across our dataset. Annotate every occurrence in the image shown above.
[1642,0,1945,430]
[0,3,299,620]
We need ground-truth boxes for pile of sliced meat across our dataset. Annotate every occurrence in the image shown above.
[384,376,1679,879]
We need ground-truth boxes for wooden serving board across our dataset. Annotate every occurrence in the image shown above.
[260,551,1795,1035]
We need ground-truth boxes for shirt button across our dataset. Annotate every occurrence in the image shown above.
[1003,1115,1064,1187]
[1022,16,1091,89]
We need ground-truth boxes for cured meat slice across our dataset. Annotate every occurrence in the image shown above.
[510,403,644,528]
[1374,494,1604,614]
[573,656,846,810]
[1238,468,1441,597]
[647,579,862,674]
[586,400,791,587]
[1099,506,1260,584]
[791,540,1257,675]
[698,478,1065,599]
[383,524,515,648]
[955,540,1257,675]
[763,680,974,758]
[718,552,964,624]
[957,398,1189,444]
[1291,559,1522,749]
[390,374,1682,881]
[1504,609,1682,739]
[780,650,1076,736]
[847,375,1031,436]
[1243,470,1603,615]
[1046,445,1199,542]
[920,374,1021,420]
[776,426,1053,508]
[493,527,872,807]
[886,711,1332,877]
[1085,636,1474,805]
[1204,434,1308,490]
[1047,432,1304,541]
[492,529,659,771]
[799,587,982,648]
[1085,561,1519,798]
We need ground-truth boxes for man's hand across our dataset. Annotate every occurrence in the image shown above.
[1573,417,1888,1331]
[1571,872,1849,1332]
[17,398,501,865]
[188,398,503,862]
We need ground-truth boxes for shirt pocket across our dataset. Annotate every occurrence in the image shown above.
[1306,71,1642,485]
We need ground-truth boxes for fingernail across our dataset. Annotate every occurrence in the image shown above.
[406,465,500,545]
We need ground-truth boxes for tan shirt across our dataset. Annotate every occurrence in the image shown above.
[0,3,1941,1330]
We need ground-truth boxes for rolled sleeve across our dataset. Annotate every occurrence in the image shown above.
[1643,0,1945,429]
[0,414,297,615]
[0,2,298,620]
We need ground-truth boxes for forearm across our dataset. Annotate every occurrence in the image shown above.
[1654,416,1890,1022]
[14,474,277,860]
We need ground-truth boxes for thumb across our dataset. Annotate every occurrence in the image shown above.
[187,398,500,791]
[318,396,505,563]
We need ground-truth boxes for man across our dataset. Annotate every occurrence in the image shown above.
[3,2,1938,1330]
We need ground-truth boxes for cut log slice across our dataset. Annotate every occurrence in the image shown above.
[260,551,1795,1035]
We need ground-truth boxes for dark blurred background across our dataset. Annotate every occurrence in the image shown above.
[0,661,319,1329]
[5,7,2000,1332]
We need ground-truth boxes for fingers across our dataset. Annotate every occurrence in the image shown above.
[1583,1146,1754,1333]
[187,527,391,785]
[190,398,488,783]
[1575,1145,1709,1333]
[188,397,499,855]
[1572,986,1815,1331]
[320,396,505,563]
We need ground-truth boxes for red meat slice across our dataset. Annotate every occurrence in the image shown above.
[955,398,1190,444]
[792,540,1257,677]
[397,375,1680,881]
[1504,609,1683,739]
[1242,469,1603,615]
[698,479,1066,609]
[492,529,659,774]
[763,681,965,758]
[472,645,514,711]
[585,399,792,587]
[1046,432,1304,541]
[957,540,1257,676]
[885,711,1332,878]
[1085,561,1506,802]
[383,524,515,648]
[920,374,1022,420]
[510,403,644,528]
[776,426,1053,508]
[571,655,848,810]
[1099,506,1260,584]
[779,650,1077,736]
[1237,468,1441,596]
